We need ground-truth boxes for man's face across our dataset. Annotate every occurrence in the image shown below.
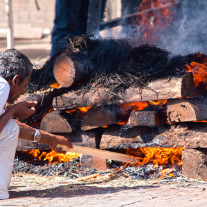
[8,74,31,104]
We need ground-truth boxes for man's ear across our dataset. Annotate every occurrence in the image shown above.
[12,75,21,85]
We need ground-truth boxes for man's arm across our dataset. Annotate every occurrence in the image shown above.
[0,101,37,133]
[0,106,16,133]
[16,120,73,150]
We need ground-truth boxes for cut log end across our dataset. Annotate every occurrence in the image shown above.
[53,54,76,88]
[40,111,72,133]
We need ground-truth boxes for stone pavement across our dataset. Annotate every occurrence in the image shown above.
[0,174,207,207]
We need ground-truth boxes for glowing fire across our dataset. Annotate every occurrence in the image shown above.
[126,147,182,166]
[50,82,60,88]
[186,62,207,94]
[21,149,81,164]
[65,106,91,114]
[134,0,178,44]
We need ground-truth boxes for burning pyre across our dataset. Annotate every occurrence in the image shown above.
[13,147,182,180]
[14,0,207,181]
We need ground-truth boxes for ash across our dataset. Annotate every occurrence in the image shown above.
[111,163,181,180]
[12,157,98,179]
[12,154,181,181]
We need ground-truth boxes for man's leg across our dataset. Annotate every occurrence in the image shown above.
[0,119,19,199]
[50,0,89,57]
[51,0,81,56]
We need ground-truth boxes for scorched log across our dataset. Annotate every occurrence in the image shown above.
[167,98,207,123]
[81,105,131,131]
[16,87,67,121]
[53,53,93,88]
[40,110,83,133]
[99,123,207,149]
[53,73,196,110]
[126,110,167,127]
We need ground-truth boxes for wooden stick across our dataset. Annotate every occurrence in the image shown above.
[56,144,138,164]
[76,173,100,181]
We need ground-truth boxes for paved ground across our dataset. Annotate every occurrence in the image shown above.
[0,173,207,207]
[1,37,207,206]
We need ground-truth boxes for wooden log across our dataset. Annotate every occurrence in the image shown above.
[40,110,83,133]
[53,73,196,110]
[126,110,167,127]
[99,123,207,149]
[182,148,207,180]
[167,99,207,123]
[16,87,67,122]
[81,105,131,131]
[53,53,93,88]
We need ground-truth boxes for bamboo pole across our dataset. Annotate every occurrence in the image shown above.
[5,0,14,49]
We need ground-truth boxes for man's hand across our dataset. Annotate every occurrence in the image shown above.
[48,134,73,153]
[10,101,37,119]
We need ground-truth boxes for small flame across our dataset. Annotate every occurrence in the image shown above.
[126,147,182,166]
[121,102,149,112]
[50,82,60,88]
[65,106,91,114]
[149,99,167,106]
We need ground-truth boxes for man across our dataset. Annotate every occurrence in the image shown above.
[0,49,72,199]
[50,0,89,57]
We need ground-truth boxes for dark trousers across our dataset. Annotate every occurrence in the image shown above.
[51,0,89,56]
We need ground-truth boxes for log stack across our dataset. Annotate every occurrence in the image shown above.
[16,39,207,179]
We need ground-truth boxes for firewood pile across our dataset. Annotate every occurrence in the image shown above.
[16,35,207,179]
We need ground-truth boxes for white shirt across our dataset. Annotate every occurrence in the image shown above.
[0,77,10,116]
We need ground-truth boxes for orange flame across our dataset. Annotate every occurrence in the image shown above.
[185,62,207,94]
[126,147,182,166]
[21,149,81,164]
[50,82,60,88]
[121,102,149,112]
[65,106,91,114]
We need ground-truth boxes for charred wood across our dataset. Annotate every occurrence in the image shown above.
[126,110,167,127]
[81,105,131,131]
[17,88,67,122]
[53,73,195,110]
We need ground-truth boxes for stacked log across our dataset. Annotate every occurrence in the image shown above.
[16,38,207,179]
